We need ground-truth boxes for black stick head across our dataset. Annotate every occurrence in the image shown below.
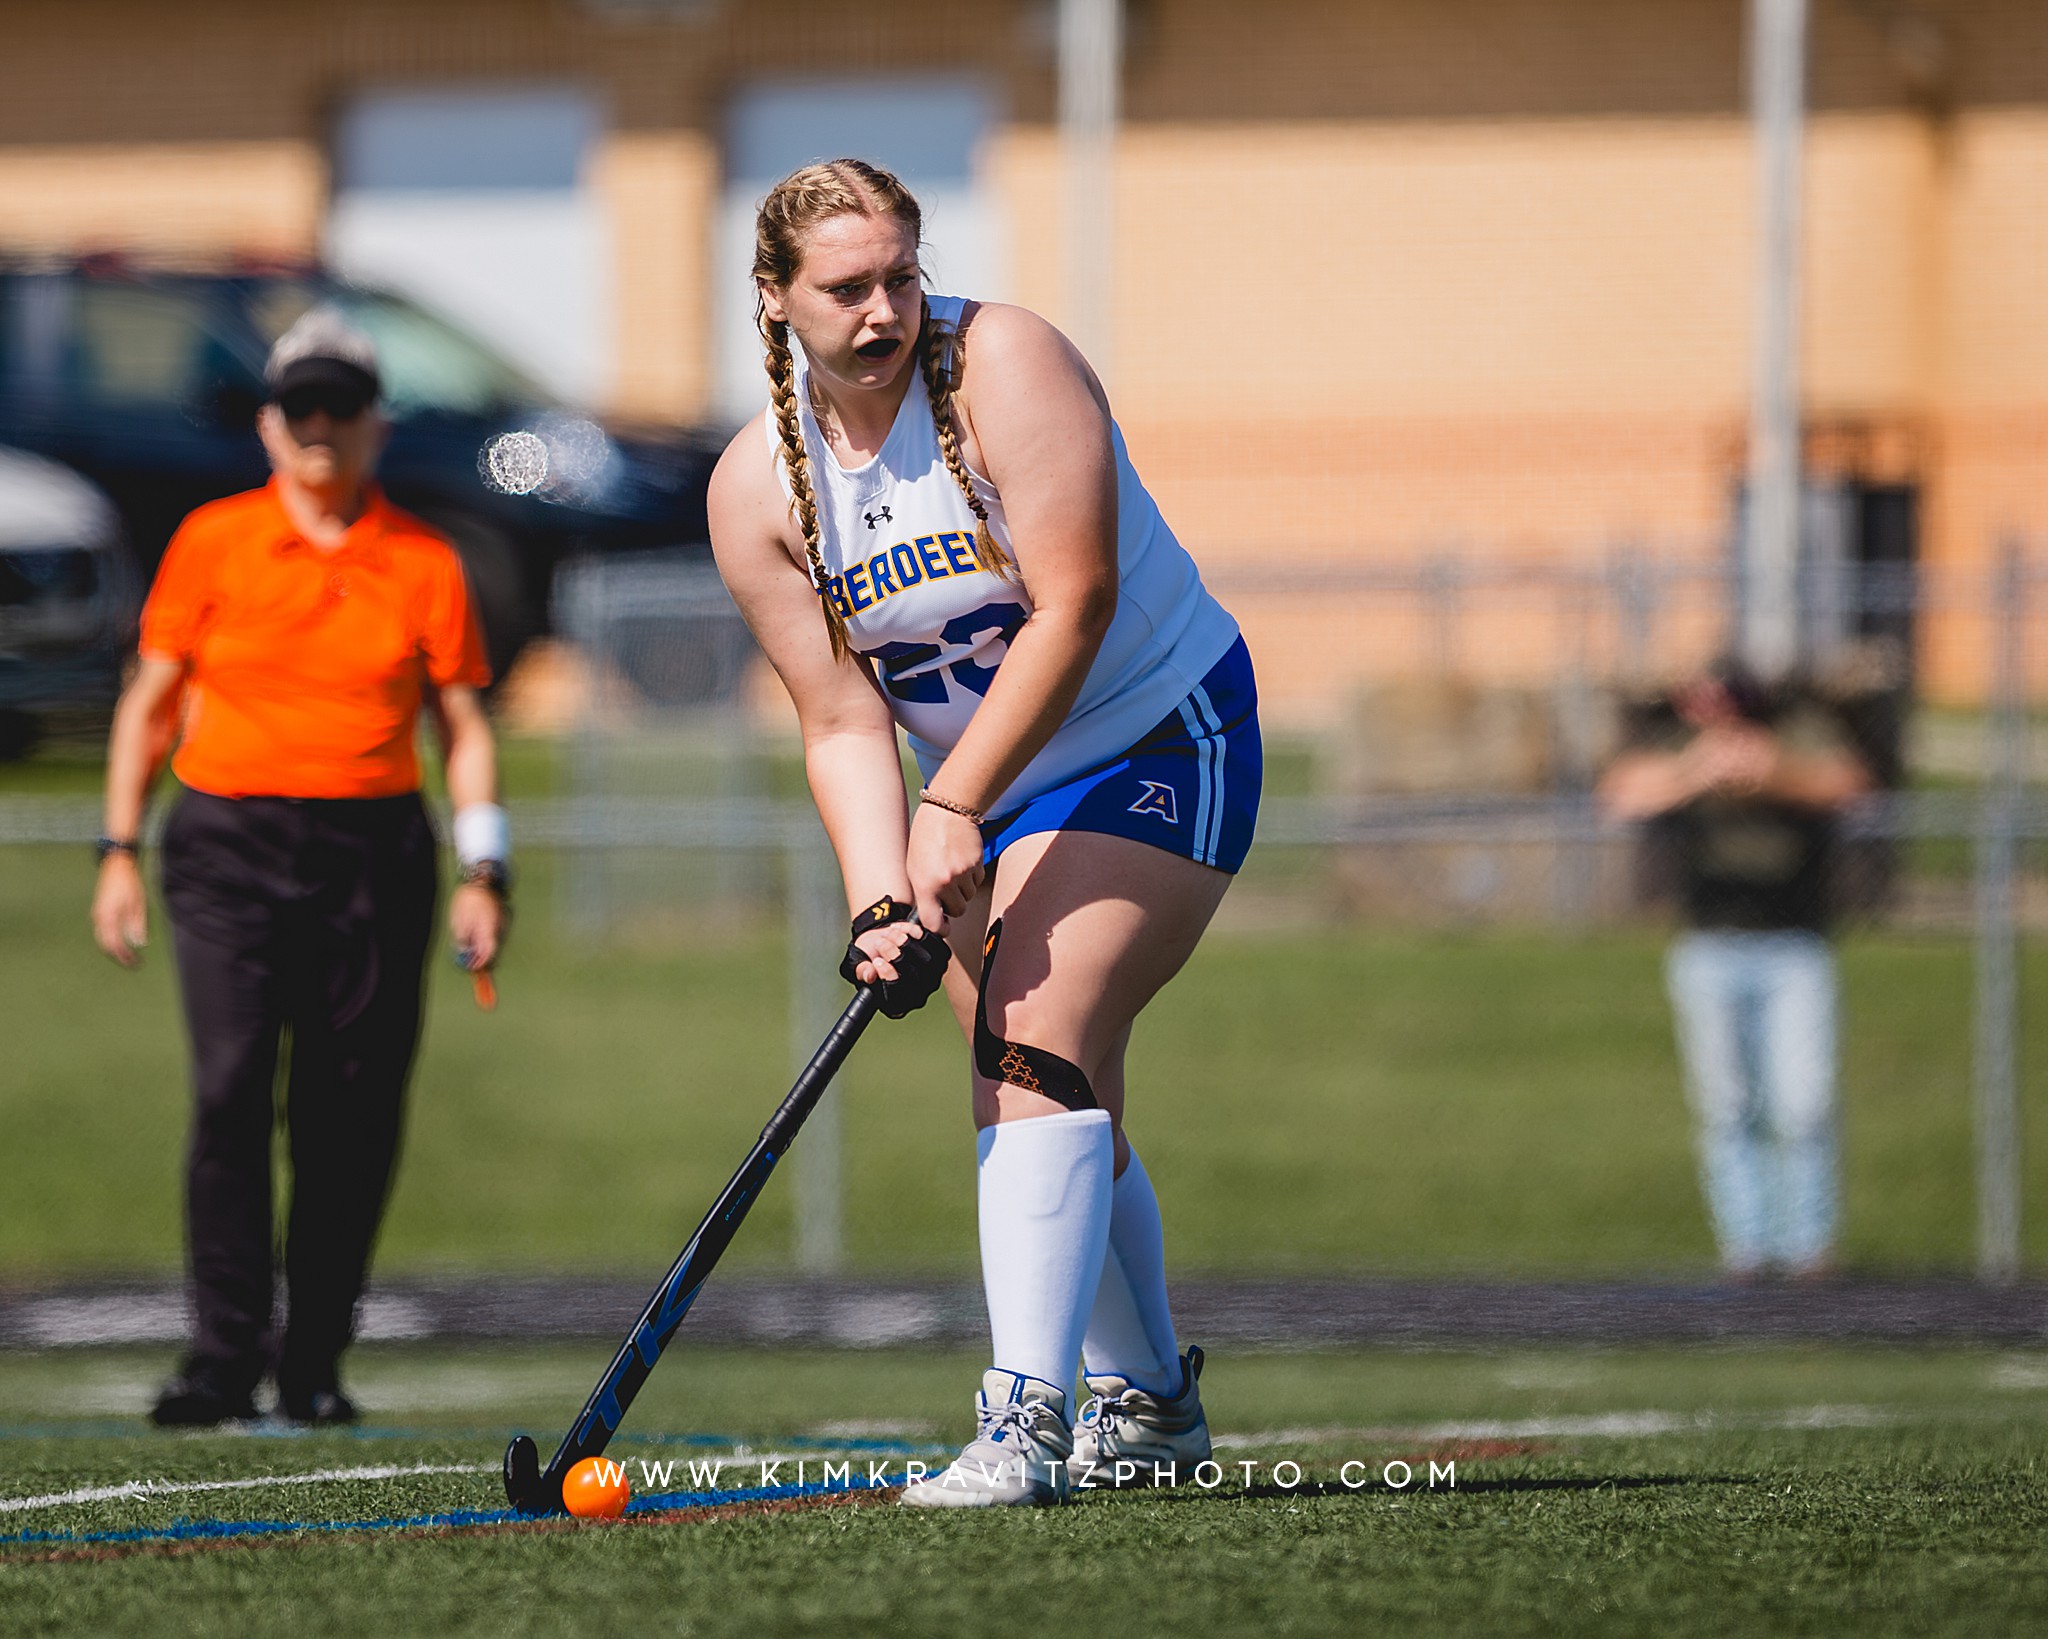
[503,1434,551,1514]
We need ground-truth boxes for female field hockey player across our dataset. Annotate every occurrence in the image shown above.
[709,160,1260,1506]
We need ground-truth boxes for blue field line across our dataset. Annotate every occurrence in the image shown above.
[626,1471,899,1515]
[0,1472,898,1552]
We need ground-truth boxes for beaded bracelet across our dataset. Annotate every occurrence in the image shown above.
[918,788,985,824]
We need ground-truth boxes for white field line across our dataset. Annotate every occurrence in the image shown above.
[0,1461,490,1516]
[0,1445,939,1518]
[0,1406,1928,1517]
[1209,1402,1903,1450]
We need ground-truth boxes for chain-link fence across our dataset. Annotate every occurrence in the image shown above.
[501,542,2047,1275]
[4,541,2041,1277]
[539,545,2043,924]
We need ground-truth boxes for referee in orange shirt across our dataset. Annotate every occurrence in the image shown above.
[91,310,509,1427]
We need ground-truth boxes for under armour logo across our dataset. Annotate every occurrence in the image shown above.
[864,506,893,530]
[1128,781,1179,824]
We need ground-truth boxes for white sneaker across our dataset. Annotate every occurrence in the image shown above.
[899,1370,1073,1509]
[1068,1346,1211,1490]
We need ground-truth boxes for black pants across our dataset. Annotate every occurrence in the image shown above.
[160,789,437,1393]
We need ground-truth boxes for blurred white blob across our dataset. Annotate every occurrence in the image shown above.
[481,430,550,495]
[479,416,620,503]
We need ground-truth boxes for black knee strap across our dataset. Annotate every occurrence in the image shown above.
[973,918,1098,1111]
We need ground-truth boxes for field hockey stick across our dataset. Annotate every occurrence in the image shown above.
[504,982,883,1515]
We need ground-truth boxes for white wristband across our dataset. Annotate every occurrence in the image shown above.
[453,802,510,867]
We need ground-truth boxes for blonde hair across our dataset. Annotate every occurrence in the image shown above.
[753,158,1010,659]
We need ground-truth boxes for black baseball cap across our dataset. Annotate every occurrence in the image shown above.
[265,309,381,409]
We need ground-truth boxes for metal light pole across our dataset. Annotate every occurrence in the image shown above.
[1744,0,1807,679]
[1974,544,2027,1283]
[1058,0,1122,377]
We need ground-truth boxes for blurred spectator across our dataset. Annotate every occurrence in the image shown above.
[90,310,508,1426]
[1599,660,1874,1280]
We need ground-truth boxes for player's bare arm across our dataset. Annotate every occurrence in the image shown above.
[710,420,924,976]
[902,303,1120,919]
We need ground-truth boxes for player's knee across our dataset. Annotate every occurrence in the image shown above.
[978,1032,1097,1112]
[973,918,1097,1111]
[976,985,1097,1110]
[976,982,1058,1059]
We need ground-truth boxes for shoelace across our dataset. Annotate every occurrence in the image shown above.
[976,1396,1049,1448]
[1077,1388,1148,1433]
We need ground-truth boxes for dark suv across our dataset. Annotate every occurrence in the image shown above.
[0,260,722,675]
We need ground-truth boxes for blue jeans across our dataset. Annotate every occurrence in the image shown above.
[1664,929,1839,1273]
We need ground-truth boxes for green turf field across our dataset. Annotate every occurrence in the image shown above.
[9,745,2048,1634]
[2,1342,2046,1635]
[5,823,2048,1276]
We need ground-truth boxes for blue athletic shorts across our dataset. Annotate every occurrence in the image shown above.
[981,635,1261,874]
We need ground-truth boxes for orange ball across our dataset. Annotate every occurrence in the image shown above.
[562,1456,631,1520]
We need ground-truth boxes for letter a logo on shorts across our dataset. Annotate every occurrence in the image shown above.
[1128,780,1178,824]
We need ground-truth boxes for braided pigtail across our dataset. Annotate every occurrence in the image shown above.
[762,311,850,660]
[920,299,1014,580]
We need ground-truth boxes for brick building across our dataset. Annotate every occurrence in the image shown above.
[0,0,2039,711]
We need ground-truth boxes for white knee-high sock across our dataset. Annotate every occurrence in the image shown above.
[1080,1147,1182,1395]
[976,1108,1114,1406]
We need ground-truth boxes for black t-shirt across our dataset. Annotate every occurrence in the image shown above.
[1640,700,1856,934]
[1657,796,1837,932]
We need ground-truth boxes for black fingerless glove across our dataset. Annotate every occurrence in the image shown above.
[839,896,952,1019]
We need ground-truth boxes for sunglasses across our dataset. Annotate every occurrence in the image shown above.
[276,385,373,422]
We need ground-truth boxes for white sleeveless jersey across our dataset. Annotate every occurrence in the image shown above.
[770,294,1239,816]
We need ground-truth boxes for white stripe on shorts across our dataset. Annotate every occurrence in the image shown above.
[1178,684,1226,867]
[1195,684,1227,863]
